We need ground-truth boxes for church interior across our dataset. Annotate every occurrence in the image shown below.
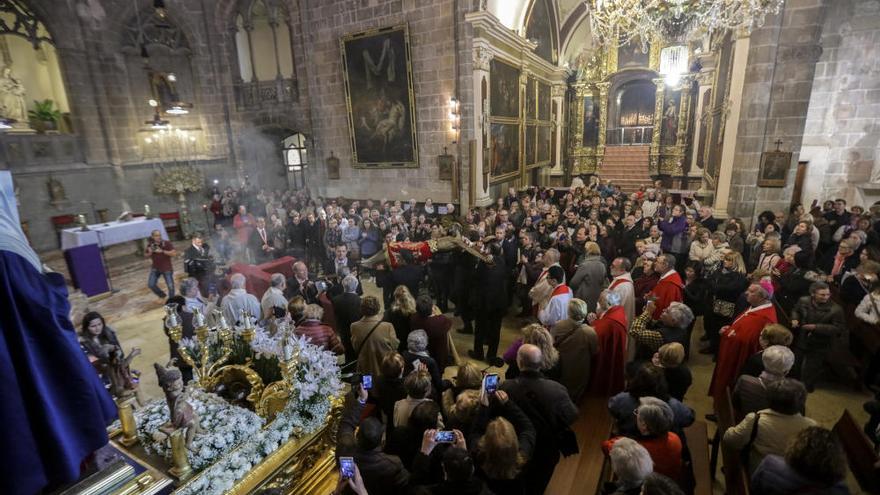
[2,0,880,494]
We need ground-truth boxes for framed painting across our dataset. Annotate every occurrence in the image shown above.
[326,152,341,179]
[490,59,520,119]
[660,88,681,146]
[537,125,551,163]
[438,152,454,181]
[758,151,792,187]
[340,25,418,168]
[538,81,550,121]
[582,94,600,148]
[490,123,519,181]
[617,38,650,70]
[525,124,536,166]
[526,77,537,120]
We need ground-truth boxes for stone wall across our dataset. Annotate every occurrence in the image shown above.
[800,0,880,208]
[726,0,827,221]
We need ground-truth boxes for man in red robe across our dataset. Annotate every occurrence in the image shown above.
[708,282,778,401]
[647,253,684,320]
[588,290,628,396]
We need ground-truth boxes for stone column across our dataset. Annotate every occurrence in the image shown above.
[550,84,565,176]
[470,42,492,207]
[713,31,751,218]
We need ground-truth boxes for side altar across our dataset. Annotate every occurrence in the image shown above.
[75,306,344,495]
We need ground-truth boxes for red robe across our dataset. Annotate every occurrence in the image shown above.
[589,305,628,397]
[649,270,684,320]
[708,303,778,400]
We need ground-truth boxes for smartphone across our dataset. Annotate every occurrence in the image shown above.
[361,374,372,390]
[208,283,217,296]
[339,456,355,479]
[434,430,456,443]
[484,373,499,394]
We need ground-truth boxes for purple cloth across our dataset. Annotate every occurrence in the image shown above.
[503,338,524,363]
[0,250,116,495]
[64,244,110,297]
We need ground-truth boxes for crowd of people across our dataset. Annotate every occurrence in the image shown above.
[91,177,880,494]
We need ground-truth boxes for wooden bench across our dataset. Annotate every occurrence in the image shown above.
[685,421,713,495]
[834,409,880,493]
[545,395,614,495]
[712,387,750,495]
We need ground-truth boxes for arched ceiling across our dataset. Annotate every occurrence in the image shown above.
[485,0,595,68]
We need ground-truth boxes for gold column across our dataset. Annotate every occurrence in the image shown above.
[117,398,138,447]
[597,81,611,173]
[650,78,666,175]
[169,429,193,481]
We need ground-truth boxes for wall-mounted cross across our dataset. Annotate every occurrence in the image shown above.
[773,139,784,151]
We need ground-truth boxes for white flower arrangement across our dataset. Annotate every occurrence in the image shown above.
[132,388,264,471]
[175,333,342,495]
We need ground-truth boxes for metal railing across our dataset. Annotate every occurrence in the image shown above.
[233,78,298,111]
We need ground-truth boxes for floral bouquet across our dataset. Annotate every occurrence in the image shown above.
[153,166,204,195]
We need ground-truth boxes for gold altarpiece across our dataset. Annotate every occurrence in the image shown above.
[568,38,698,179]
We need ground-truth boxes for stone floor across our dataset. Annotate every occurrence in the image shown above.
[50,243,872,493]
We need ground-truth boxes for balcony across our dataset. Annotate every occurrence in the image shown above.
[233,78,298,111]
[0,133,85,169]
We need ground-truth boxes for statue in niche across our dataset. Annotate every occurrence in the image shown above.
[47,175,67,206]
[154,362,202,448]
[662,100,678,145]
[0,65,27,122]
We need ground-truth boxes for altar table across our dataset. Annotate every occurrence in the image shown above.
[60,217,168,251]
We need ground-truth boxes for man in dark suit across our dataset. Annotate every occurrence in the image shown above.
[285,260,318,304]
[332,274,362,363]
[183,233,213,295]
[324,244,357,280]
[618,214,642,261]
[501,344,578,495]
[248,216,275,263]
[390,249,425,298]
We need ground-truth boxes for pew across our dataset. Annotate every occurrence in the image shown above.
[716,387,750,495]
[685,421,713,495]
[833,409,880,493]
[545,395,613,495]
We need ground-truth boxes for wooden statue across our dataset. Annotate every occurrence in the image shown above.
[154,362,202,448]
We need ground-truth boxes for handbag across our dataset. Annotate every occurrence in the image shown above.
[713,298,736,318]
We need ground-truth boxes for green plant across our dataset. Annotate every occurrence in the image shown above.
[28,99,62,124]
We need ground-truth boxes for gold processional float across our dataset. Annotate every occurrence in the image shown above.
[71,305,345,495]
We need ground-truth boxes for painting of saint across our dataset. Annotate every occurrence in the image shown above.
[341,25,418,167]
[617,38,650,69]
[526,77,536,120]
[537,125,551,163]
[490,123,519,179]
[582,95,600,148]
[538,82,550,121]
[758,151,792,186]
[661,89,681,146]
[490,60,520,118]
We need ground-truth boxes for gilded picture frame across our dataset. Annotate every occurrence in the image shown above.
[340,24,419,168]
[489,122,520,183]
[758,151,792,187]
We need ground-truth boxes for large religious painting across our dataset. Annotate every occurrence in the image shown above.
[525,125,537,166]
[582,94,600,147]
[526,77,537,120]
[758,151,792,187]
[340,25,418,168]
[537,126,551,163]
[661,88,681,146]
[617,38,650,70]
[490,59,520,118]
[525,0,555,63]
[696,89,712,171]
[538,82,550,121]
[490,123,519,180]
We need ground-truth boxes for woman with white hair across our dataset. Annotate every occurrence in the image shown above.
[401,329,442,395]
[603,397,683,483]
[606,437,654,494]
[293,304,344,355]
[629,300,695,361]
[733,345,796,415]
[551,298,599,401]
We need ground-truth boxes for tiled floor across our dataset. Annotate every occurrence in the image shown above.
[48,245,872,493]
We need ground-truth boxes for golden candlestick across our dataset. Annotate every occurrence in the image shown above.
[240,308,256,343]
[168,429,193,481]
[117,397,139,447]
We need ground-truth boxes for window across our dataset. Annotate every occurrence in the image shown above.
[284,133,307,171]
[234,0,294,82]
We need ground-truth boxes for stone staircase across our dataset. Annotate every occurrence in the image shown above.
[599,145,652,193]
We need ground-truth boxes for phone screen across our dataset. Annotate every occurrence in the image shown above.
[434,430,455,443]
[208,283,217,296]
[484,373,499,394]
[339,456,355,479]
[361,374,372,390]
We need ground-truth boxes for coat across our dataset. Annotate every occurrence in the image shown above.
[499,370,578,457]
[551,319,599,400]
[332,292,362,360]
[294,320,344,355]
[723,409,817,474]
[410,314,453,369]
[791,297,845,352]
[352,316,399,377]
[589,305,628,396]
[570,255,608,312]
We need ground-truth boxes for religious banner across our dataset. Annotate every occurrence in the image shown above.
[340,25,418,168]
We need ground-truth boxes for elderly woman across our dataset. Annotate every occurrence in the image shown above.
[608,362,694,438]
[751,426,850,495]
[401,329,443,395]
[551,298,599,401]
[628,300,694,361]
[738,324,797,379]
[502,323,561,380]
[689,227,714,263]
[570,241,608,312]
[653,343,692,401]
[604,437,654,494]
[752,237,782,276]
[603,397,683,483]
[294,304,344,355]
[733,346,796,415]
[723,379,816,474]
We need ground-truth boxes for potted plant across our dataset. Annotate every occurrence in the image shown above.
[28,99,62,133]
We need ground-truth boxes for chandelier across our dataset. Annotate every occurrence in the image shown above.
[585,0,785,47]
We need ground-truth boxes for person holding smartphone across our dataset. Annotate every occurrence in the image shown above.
[145,229,176,299]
